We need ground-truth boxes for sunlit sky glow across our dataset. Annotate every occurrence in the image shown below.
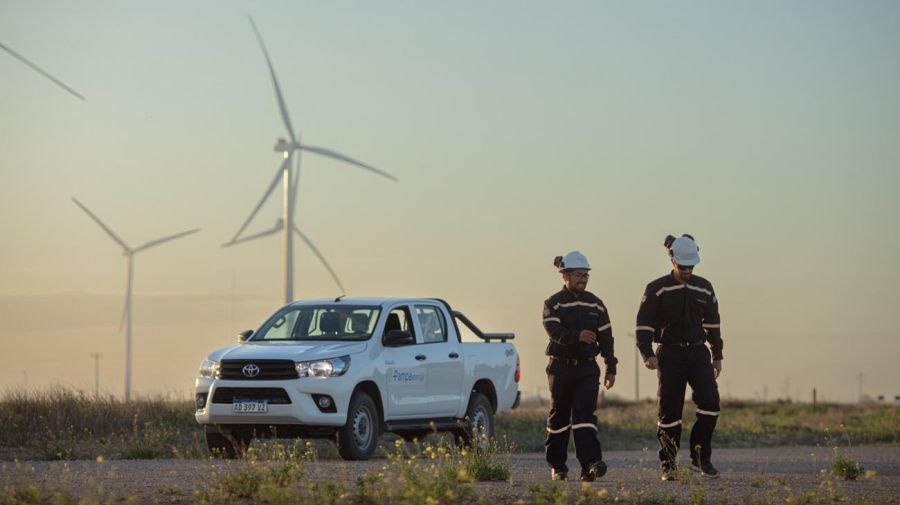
[1,1,899,402]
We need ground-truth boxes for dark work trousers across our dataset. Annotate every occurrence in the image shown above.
[656,344,720,465]
[545,361,602,472]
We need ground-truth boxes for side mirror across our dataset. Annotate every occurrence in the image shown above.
[238,330,253,342]
[383,329,414,347]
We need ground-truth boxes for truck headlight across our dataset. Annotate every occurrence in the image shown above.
[199,359,219,377]
[295,356,350,378]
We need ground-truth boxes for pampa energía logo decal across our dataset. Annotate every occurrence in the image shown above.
[392,369,425,385]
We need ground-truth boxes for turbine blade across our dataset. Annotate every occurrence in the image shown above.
[229,156,290,243]
[293,224,345,293]
[133,228,200,253]
[247,15,297,142]
[221,219,283,247]
[72,197,131,252]
[299,145,398,182]
[0,41,86,101]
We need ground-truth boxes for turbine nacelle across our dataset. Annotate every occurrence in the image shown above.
[274,138,297,153]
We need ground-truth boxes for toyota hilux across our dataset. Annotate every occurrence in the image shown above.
[195,297,520,459]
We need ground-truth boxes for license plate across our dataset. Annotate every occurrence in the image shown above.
[232,400,268,413]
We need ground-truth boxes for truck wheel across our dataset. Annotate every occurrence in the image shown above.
[206,427,251,459]
[336,391,380,460]
[456,392,494,449]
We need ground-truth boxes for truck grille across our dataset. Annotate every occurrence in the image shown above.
[211,387,292,404]
[218,359,298,380]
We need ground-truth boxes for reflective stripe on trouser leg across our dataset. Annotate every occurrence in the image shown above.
[571,372,602,469]
[545,371,573,471]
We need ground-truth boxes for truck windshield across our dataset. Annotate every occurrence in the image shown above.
[253,306,381,342]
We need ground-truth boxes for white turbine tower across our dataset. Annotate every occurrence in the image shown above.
[1,41,85,100]
[224,15,398,303]
[73,198,199,401]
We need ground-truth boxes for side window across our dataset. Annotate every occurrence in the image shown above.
[415,305,447,344]
[385,306,416,339]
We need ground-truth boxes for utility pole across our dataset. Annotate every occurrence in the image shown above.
[90,353,101,398]
[230,269,236,336]
[628,332,639,402]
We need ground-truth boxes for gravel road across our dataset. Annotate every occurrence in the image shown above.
[3,446,899,503]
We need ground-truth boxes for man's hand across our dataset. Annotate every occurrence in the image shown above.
[644,357,658,370]
[603,374,615,390]
[578,330,597,344]
[712,360,722,379]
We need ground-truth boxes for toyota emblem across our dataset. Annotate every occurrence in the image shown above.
[242,364,260,378]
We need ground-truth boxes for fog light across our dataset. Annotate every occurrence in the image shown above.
[196,393,208,410]
[312,394,336,413]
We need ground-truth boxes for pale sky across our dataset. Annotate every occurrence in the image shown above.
[2,1,898,402]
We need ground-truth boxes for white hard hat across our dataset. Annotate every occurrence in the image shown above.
[670,236,700,266]
[557,250,591,271]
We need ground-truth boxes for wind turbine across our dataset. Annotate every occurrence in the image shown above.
[72,197,199,401]
[1,41,86,100]
[224,15,398,303]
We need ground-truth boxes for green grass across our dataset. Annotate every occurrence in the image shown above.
[498,399,900,452]
[0,388,897,461]
[831,450,863,480]
[0,388,203,461]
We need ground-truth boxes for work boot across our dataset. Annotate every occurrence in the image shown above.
[690,459,720,478]
[551,468,568,481]
[660,461,677,481]
[580,460,607,482]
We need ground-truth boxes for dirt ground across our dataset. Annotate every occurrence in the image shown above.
[3,446,899,503]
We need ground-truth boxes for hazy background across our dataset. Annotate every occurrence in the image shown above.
[2,1,898,402]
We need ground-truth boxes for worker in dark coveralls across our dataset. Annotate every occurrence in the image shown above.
[636,235,723,480]
[542,250,617,482]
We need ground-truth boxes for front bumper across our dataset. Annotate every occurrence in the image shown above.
[194,375,353,427]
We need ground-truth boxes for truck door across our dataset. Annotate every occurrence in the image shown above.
[414,304,464,417]
[381,304,428,418]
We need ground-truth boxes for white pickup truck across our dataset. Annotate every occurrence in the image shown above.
[195,297,520,459]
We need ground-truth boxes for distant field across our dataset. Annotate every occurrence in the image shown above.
[1,389,897,461]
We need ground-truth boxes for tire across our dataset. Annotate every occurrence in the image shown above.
[456,392,494,449]
[336,391,381,460]
[206,426,251,459]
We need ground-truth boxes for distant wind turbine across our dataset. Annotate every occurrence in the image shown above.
[0,41,86,100]
[223,15,397,303]
[72,197,199,401]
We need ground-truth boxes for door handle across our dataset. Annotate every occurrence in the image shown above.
[448,352,459,359]
[415,354,427,361]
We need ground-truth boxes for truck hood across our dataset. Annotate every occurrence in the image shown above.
[207,341,367,362]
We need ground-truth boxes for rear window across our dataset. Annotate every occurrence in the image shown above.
[254,306,381,341]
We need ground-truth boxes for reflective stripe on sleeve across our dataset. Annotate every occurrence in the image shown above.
[636,326,655,332]
[572,423,598,431]
[702,323,720,329]
[546,425,571,434]
[597,323,611,332]
[657,419,682,428]
[543,317,561,324]
[696,409,720,417]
